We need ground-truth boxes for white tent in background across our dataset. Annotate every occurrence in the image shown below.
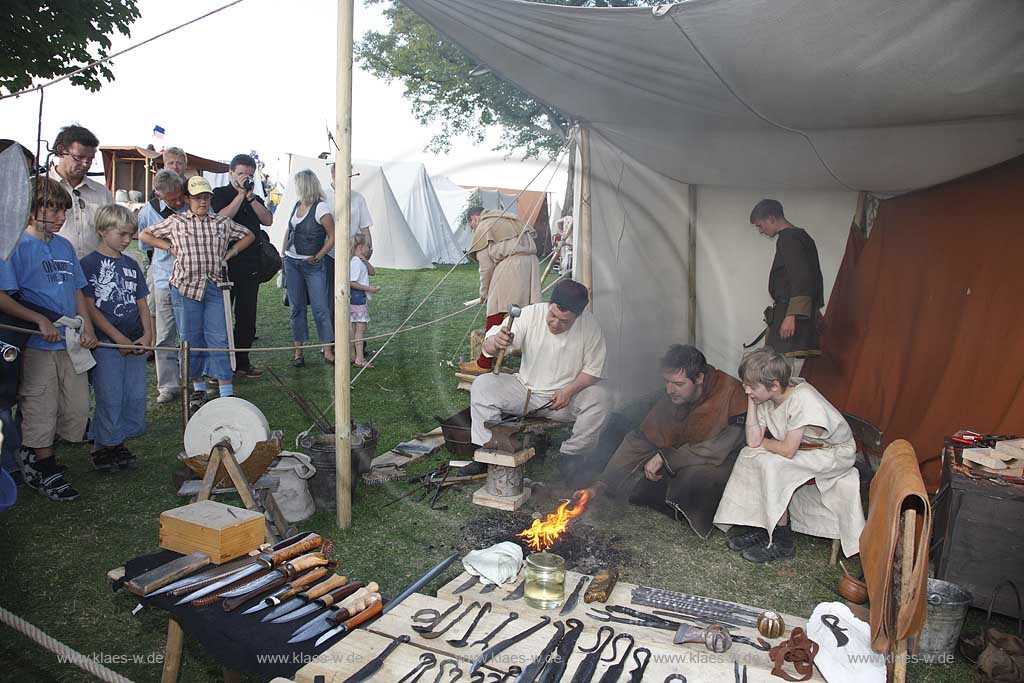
[269,154,432,270]
[431,174,474,232]
[449,186,524,250]
[368,160,465,264]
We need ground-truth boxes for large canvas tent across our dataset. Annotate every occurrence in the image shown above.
[403,0,1024,487]
[270,154,432,270]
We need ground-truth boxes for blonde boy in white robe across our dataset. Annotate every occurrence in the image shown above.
[714,348,865,563]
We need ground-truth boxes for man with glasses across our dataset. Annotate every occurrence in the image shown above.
[48,125,113,259]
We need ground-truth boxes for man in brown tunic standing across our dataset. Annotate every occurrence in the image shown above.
[750,199,824,363]
[584,345,747,538]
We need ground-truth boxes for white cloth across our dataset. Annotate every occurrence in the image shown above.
[713,381,865,556]
[807,602,886,683]
[350,256,369,288]
[56,315,95,374]
[483,302,606,393]
[461,542,524,586]
[285,201,332,260]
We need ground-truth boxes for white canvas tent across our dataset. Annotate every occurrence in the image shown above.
[368,160,466,264]
[431,174,474,232]
[404,0,1024,400]
[270,154,432,270]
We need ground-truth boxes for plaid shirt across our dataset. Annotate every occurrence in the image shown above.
[148,212,251,301]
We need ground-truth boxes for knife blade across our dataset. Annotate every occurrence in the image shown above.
[259,574,352,621]
[147,532,314,597]
[503,581,526,602]
[220,554,331,612]
[289,583,380,641]
[241,567,334,615]
[292,593,382,645]
[537,618,584,683]
[452,575,479,594]
[338,634,410,682]
[470,616,552,674]
[175,534,323,605]
[271,581,365,624]
[559,576,589,615]
[513,621,565,682]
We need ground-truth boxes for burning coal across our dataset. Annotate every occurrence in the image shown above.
[517,490,591,552]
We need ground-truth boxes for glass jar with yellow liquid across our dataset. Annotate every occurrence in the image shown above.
[524,551,566,609]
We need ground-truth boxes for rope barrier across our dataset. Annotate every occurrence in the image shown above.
[0,606,138,683]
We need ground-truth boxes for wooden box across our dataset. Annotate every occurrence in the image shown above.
[159,500,264,564]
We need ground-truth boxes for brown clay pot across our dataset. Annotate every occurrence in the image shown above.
[838,574,869,604]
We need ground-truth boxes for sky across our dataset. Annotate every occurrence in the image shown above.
[1,0,568,195]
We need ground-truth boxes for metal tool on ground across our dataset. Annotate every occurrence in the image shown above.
[512,620,565,682]
[597,633,635,683]
[491,304,522,375]
[288,583,380,641]
[561,576,589,615]
[271,580,365,624]
[266,366,332,434]
[504,581,526,602]
[448,602,492,647]
[241,567,335,615]
[627,647,652,683]
[537,618,584,683]
[398,652,437,683]
[413,596,463,633]
[339,634,410,683]
[568,625,616,683]
[176,533,323,604]
[471,616,552,674]
[453,575,481,595]
[420,600,479,640]
[257,574,351,619]
[470,611,518,649]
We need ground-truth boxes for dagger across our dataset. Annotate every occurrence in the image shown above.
[146,532,315,598]
[513,620,565,683]
[290,589,381,644]
[270,580,365,624]
[220,553,331,611]
[312,596,384,647]
[241,568,335,615]
[337,634,410,683]
[175,534,323,605]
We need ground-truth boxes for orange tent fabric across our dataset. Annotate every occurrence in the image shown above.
[804,156,1024,490]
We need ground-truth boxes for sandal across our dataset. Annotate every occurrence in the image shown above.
[292,356,305,368]
[353,360,374,369]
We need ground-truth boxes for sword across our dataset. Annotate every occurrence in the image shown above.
[218,268,235,372]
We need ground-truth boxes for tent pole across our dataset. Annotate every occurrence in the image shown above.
[333,0,354,529]
[687,184,697,344]
[578,126,592,308]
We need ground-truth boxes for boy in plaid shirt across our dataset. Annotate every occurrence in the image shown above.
[141,176,253,407]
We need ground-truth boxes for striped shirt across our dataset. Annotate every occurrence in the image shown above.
[148,212,251,301]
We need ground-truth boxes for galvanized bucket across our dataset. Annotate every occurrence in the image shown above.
[917,578,973,660]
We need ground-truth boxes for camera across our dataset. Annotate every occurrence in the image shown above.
[242,178,255,192]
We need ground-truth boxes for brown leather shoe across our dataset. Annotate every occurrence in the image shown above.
[457,360,490,375]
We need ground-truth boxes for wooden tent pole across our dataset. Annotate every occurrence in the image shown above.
[333,0,354,529]
[892,507,916,683]
[687,184,697,344]
[578,126,592,308]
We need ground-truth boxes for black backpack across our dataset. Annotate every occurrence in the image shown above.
[256,229,282,283]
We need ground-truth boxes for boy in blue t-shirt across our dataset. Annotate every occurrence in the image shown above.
[81,205,152,471]
[0,177,98,502]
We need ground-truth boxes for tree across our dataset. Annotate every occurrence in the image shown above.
[358,0,656,160]
[1,0,141,95]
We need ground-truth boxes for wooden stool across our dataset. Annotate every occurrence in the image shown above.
[472,447,535,510]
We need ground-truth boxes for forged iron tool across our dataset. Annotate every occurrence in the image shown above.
[491,304,522,375]
[504,581,526,602]
[588,606,770,652]
[432,659,463,683]
[733,660,748,683]
[649,607,756,630]
[471,616,553,674]
[486,400,555,429]
[398,653,437,683]
[568,625,616,683]
[512,620,565,682]
[596,633,635,683]
[340,634,410,683]
[453,575,481,595]
[627,648,652,683]
[420,601,480,640]
[537,618,584,683]
[820,614,849,647]
[560,576,589,616]
[663,676,687,683]
[448,602,493,648]
[413,596,463,632]
[471,611,519,649]
[481,583,498,594]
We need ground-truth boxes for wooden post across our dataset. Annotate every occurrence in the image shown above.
[160,618,184,683]
[687,184,697,344]
[577,126,592,309]
[892,508,917,683]
[334,0,355,529]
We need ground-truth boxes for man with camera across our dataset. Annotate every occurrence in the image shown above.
[212,154,273,379]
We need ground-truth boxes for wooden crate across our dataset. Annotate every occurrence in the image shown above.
[159,500,264,564]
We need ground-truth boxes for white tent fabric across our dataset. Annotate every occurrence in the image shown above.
[403,0,1024,400]
[431,174,474,232]
[269,155,432,270]
[370,160,466,264]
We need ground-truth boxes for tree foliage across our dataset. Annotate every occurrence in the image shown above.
[357,0,657,159]
[1,0,141,95]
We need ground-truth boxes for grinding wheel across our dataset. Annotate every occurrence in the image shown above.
[184,397,271,464]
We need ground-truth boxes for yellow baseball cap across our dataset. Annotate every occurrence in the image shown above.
[186,175,213,196]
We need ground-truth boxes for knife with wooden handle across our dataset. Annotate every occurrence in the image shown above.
[269,580,366,624]
[288,583,380,640]
[312,595,384,646]
[241,566,334,615]
[220,553,330,611]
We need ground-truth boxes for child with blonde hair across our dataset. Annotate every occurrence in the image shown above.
[349,233,380,368]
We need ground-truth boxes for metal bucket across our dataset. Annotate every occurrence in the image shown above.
[299,426,379,512]
[917,578,973,660]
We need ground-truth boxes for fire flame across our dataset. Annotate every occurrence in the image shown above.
[517,490,591,552]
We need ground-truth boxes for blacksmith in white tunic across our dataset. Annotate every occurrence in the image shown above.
[714,348,865,563]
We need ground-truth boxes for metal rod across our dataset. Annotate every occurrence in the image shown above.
[180,340,190,434]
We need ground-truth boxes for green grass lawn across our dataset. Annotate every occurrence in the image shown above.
[0,263,980,682]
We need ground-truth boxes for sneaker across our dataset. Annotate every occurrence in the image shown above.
[727,526,770,551]
[156,389,180,404]
[20,453,79,502]
[189,391,207,412]
[19,447,65,475]
[454,461,487,477]
[741,526,796,563]
[33,471,80,502]
[90,447,120,473]
[114,445,137,470]
[235,365,264,379]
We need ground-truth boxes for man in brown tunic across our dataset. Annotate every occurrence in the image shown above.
[584,345,748,537]
[750,199,824,358]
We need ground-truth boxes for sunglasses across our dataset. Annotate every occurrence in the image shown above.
[71,188,85,211]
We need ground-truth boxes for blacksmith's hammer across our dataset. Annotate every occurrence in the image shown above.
[491,304,522,375]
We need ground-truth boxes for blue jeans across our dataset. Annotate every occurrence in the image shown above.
[89,347,147,447]
[284,257,334,344]
[170,282,232,382]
